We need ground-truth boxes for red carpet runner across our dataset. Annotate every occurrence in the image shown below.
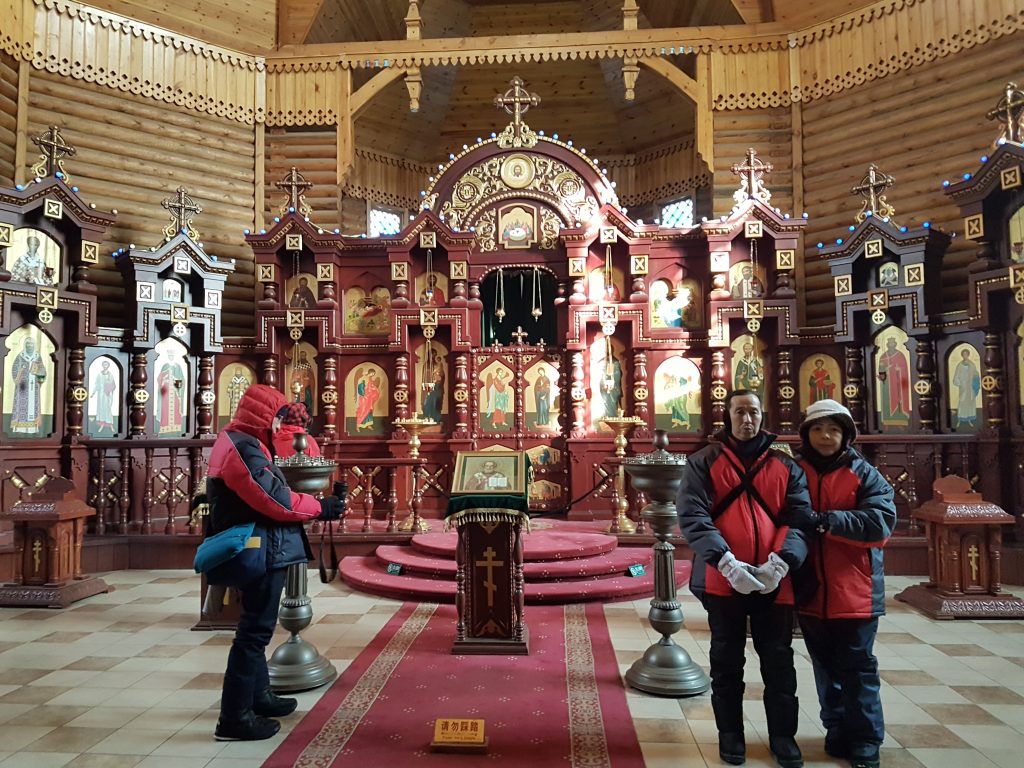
[265,602,646,768]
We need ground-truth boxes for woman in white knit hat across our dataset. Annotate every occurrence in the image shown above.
[795,399,896,768]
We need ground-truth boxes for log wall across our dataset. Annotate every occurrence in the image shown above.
[25,72,257,334]
[265,127,340,233]
[799,29,1024,326]
[0,52,17,186]
[711,107,795,220]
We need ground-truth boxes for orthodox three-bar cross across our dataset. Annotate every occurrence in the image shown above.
[494,77,540,140]
[731,148,773,203]
[162,187,202,240]
[276,166,313,216]
[987,82,1024,144]
[31,125,76,180]
[851,164,896,222]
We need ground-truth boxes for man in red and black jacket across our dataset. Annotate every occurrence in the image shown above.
[207,384,343,742]
[677,389,815,768]
[796,399,895,768]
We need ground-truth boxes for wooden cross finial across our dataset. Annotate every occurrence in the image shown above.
[30,125,76,181]
[276,166,314,217]
[730,148,773,207]
[987,82,1024,144]
[161,187,202,241]
[494,77,541,148]
[511,326,529,345]
[851,164,896,223]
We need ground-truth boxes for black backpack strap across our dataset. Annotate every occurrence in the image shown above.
[710,451,779,523]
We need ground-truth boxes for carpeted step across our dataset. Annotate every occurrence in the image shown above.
[374,544,655,581]
[338,555,691,605]
[410,530,619,561]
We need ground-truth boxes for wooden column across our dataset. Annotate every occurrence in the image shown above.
[129,352,148,436]
[844,344,866,432]
[982,331,1005,429]
[322,356,338,440]
[710,350,727,430]
[65,347,86,436]
[453,354,469,438]
[262,355,278,388]
[394,353,410,422]
[916,338,937,432]
[570,352,587,439]
[632,350,650,438]
[196,354,214,436]
[777,348,795,431]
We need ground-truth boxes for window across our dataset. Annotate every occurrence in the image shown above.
[661,198,694,228]
[369,206,403,237]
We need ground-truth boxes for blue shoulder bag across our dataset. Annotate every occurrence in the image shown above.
[194,522,268,588]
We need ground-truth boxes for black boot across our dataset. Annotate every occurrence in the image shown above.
[824,727,848,758]
[718,731,746,765]
[215,710,281,741]
[849,743,880,768]
[768,735,803,768]
[254,689,298,717]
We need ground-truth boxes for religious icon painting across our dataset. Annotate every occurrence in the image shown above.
[5,228,61,286]
[414,339,447,433]
[586,263,625,304]
[161,278,183,303]
[947,343,982,433]
[2,324,56,439]
[343,285,390,336]
[525,360,560,432]
[729,334,768,403]
[529,479,562,505]
[873,326,912,430]
[286,341,318,416]
[478,360,514,432]
[497,203,537,249]
[1010,204,1024,264]
[589,333,626,431]
[152,337,189,437]
[415,271,448,308]
[878,262,899,288]
[525,444,561,468]
[85,355,121,438]
[345,363,388,436]
[286,272,318,309]
[452,450,525,495]
[799,354,842,414]
[217,362,256,429]
[649,279,677,328]
[728,260,766,300]
[654,356,702,433]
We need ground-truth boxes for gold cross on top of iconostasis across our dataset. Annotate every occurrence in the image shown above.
[731,148,773,204]
[276,166,313,218]
[987,82,1024,144]
[162,187,202,241]
[851,164,897,223]
[494,77,540,144]
[31,125,77,182]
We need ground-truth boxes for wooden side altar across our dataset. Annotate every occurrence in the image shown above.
[446,494,529,655]
[897,476,1024,619]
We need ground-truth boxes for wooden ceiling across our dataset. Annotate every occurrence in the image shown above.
[289,0,884,163]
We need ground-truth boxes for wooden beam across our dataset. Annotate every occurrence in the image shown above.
[278,0,329,46]
[730,0,774,24]
[637,57,698,106]
[350,66,407,118]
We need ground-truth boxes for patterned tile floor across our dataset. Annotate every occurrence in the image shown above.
[0,572,1023,767]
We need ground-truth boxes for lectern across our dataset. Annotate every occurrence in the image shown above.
[447,450,530,654]
[896,476,1024,619]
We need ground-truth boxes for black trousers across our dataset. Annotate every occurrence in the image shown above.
[799,615,884,746]
[220,567,288,719]
[704,594,798,737]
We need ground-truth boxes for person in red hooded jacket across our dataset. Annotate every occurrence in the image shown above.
[677,389,815,768]
[796,399,895,768]
[206,385,343,741]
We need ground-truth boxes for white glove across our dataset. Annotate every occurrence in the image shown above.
[717,551,765,595]
[753,552,790,594]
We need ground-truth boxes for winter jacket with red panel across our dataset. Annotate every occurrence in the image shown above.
[797,448,896,619]
[206,384,322,570]
[677,431,816,603]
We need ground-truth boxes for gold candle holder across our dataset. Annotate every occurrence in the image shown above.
[393,412,437,532]
[600,409,646,534]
